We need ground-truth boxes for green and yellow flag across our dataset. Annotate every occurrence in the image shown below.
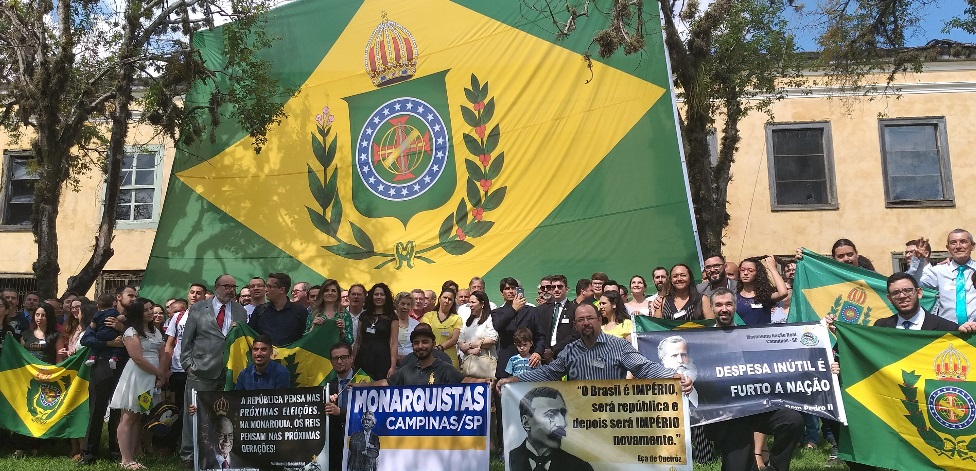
[789,248,937,325]
[836,323,976,470]
[140,0,699,299]
[0,334,91,438]
[224,323,340,389]
[634,315,744,332]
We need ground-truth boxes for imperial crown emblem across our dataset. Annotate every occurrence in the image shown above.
[214,396,230,416]
[838,287,870,324]
[365,13,418,87]
[934,344,970,382]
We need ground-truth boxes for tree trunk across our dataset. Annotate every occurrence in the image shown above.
[64,8,139,297]
[30,145,62,301]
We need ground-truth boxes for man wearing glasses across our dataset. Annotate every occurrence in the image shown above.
[248,273,309,346]
[325,342,356,471]
[291,281,312,310]
[698,254,736,297]
[496,304,692,387]
[873,272,958,331]
[179,274,247,469]
[535,275,578,363]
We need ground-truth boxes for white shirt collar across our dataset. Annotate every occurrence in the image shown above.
[898,308,925,329]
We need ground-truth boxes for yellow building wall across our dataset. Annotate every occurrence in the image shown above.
[723,61,976,274]
[0,126,174,296]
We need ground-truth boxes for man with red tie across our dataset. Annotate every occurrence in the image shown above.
[179,274,247,469]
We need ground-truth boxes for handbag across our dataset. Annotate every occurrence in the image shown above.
[461,351,497,379]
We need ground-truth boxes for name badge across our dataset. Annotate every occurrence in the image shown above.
[441,330,450,337]
[751,303,763,309]
[560,318,570,324]
[365,327,376,334]
[590,358,606,369]
[673,310,686,318]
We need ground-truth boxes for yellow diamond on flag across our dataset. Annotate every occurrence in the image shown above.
[176,0,664,288]
[0,363,89,437]
[846,334,976,469]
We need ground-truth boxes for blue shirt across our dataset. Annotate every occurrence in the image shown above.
[736,294,771,326]
[248,301,309,346]
[235,360,290,390]
[505,355,534,376]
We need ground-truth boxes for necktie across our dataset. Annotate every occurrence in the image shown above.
[339,378,350,406]
[529,452,551,471]
[902,320,912,330]
[222,461,229,470]
[550,303,561,346]
[956,265,968,325]
[217,304,226,330]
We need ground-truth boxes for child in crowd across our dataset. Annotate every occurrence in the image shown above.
[504,328,537,376]
[85,293,124,369]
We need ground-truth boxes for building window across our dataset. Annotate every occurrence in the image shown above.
[2,151,38,227]
[115,146,163,226]
[96,270,144,296]
[765,123,837,210]
[891,251,949,274]
[879,118,953,207]
[0,275,37,306]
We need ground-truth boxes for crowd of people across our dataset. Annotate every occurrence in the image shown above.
[1,228,976,471]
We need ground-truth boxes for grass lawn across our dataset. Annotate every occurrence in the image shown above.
[0,443,848,470]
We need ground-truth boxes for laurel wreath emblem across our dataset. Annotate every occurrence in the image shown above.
[306,73,506,269]
[900,369,976,460]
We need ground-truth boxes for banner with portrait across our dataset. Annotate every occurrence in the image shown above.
[343,383,491,471]
[195,387,326,471]
[635,323,846,426]
[501,379,692,471]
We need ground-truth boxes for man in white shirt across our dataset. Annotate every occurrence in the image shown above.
[346,284,367,344]
[919,228,976,325]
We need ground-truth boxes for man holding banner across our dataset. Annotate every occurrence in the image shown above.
[496,304,692,388]
[702,289,804,471]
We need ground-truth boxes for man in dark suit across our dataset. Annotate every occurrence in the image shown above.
[874,272,958,331]
[181,274,248,469]
[509,386,593,471]
[347,410,380,471]
[839,272,956,471]
[534,275,579,363]
[325,342,355,471]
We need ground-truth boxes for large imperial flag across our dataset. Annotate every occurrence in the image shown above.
[141,0,699,298]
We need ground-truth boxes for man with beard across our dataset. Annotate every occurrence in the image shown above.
[698,255,737,296]
[496,304,692,386]
[347,411,380,471]
[370,328,484,386]
[657,336,698,407]
[508,387,593,471]
[705,288,803,471]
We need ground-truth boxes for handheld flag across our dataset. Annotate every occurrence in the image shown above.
[0,334,91,438]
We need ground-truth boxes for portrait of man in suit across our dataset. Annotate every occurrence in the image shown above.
[509,387,593,471]
[347,410,380,471]
[202,415,236,470]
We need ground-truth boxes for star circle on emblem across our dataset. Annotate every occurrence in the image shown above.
[356,97,448,201]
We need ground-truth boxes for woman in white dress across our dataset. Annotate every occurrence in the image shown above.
[110,300,165,470]
[625,275,651,316]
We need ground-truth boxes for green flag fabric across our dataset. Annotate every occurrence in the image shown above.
[634,315,744,332]
[0,334,91,438]
[224,323,340,389]
[836,323,976,470]
[789,248,937,325]
[139,0,699,302]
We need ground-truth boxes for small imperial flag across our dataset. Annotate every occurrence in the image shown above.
[789,248,937,326]
[836,323,976,470]
[0,333,91,438]
[224,323,340,389]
